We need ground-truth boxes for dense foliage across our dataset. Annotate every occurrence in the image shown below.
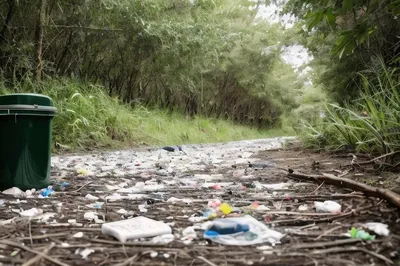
[278,0,400,157]
[279,0,400,104]
[0,0,303,129]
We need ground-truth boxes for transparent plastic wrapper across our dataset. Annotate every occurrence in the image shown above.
[202,215,284,246]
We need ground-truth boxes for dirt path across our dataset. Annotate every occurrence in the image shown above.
[0,137,399,266]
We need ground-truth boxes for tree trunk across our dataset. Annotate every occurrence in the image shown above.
[0,0,15,44]
[35,0,46,81]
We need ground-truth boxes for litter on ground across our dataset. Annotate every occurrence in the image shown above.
[0,137,399,266]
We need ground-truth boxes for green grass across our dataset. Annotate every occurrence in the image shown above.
[299,61,400,156]
[0,78,290,152]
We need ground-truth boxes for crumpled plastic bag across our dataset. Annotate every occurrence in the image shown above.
[202,215,284,246]
[363,222,390,236]
[314,200,341,213]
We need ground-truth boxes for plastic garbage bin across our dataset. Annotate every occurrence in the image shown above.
[0,93,57,190]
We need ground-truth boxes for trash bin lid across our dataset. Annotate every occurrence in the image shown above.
[0,93,56,115]
[0,93,54,107]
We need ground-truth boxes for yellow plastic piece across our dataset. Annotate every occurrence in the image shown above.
[77,169,88,176]
[219,203,232,215]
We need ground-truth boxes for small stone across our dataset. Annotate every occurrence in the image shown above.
[68,219,77,225]
[150,251,158,258]
[117,209,128,214]
[85,194,99,200]
[73,232,84,238]
[298,204,308,211]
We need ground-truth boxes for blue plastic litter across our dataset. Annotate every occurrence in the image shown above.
[41,186,55,197]
[93,202,103,209]
[206,220,250,235]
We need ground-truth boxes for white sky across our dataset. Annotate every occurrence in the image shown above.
[252,1,313,75]
[254,2,296,29]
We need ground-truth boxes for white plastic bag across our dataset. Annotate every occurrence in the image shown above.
[314,200,341,213]
[363,222,390,236]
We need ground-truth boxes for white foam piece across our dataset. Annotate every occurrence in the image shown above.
[101,216,172,243]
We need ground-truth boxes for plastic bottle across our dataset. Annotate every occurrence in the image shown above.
[206,220,249,235]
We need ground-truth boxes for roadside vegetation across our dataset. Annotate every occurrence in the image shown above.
[0,78,291,151]
[278,0,400,159]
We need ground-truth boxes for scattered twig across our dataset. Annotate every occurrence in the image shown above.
[28,218,33,247]
[297,223,317,230]
[266,212,352,226]
[310,181,325,194]
[287,231,347,238]
[314,225,344,240]
[285,247,393,265]
[56,181,94,194]
[263,211,339,216]
[258,193,366,202]
[338,169,350,177]
[17,232,69,240]
[0,240,69,266]
[349,151,398,166]
[287,171,400,208]
[289,238,361,249]
[122,245,129,259]
[56,244,93,248]
[22,242,55,266]
[114,254,138,266]
[73,181,93,192]
[88,238,166,247]
[266,203,378,226]
[324,258,356,266]
[191,256,219,266]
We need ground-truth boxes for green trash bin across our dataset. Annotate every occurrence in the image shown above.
[0,93,57,190]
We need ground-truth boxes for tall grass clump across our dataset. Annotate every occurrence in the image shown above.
[0,78,145,149]
[300,62,400,156]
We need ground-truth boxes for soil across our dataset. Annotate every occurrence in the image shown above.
[0,138,399,266]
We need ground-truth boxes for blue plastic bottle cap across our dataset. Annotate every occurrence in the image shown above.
[204,230,219,237]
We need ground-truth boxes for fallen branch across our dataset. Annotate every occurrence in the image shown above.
[0,240,69,266]
[287,172,400,208]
